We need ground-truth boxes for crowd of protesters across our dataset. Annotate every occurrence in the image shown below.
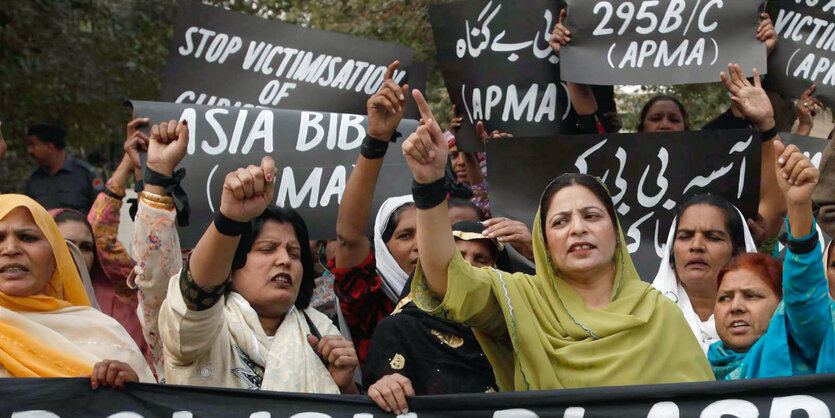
[1,7,835,416]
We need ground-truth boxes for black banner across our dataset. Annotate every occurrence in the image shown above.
[561,0,766,85]
[6,375,835,417]
[129,100,417,248]
[429,0,567,151]
[767,0,835,108]
[161,0,422,117]
[487,131,761,279]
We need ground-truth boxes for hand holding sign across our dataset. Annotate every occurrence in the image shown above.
[124,117,150,171]
[402,90,448,184]
[549,9,570,56]
[775,140,819,206]
[219,156,277,223]
[476,121,513,146]
[720,64,775,131]
[757,13,777,56]
[367,61,409,141]
[148,120,190,177]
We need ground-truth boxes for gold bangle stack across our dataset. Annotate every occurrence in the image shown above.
[140,190,174,209]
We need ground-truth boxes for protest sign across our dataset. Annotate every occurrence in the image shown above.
[5,375,835,417]
[161,0,422,117]
[130,100,417,248]
[561,0,766,85]
[487,130,761,278]
[430,0,567,151]
[767,0,835,108]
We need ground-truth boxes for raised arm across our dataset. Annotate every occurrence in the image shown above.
[335,61,408,269]
[89,118,149,280]
[402,90,457,298]
[132,119,188,375]
[720,64,786,239]
[189,155,276,289]
[773,139,830,361]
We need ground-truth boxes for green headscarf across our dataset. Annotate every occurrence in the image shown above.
[412,176,713,390]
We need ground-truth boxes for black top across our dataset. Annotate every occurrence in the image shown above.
[365,299,498,395]
[25,156,103,213]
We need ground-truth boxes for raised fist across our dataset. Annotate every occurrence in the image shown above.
[219,156,277,222]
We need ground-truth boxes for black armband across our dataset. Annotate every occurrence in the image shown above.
[788,231,819,255]
[412,177,448,210]
[214,210,251,237]
[360,135,390,159]
[144,166,190,226]
[759,125,779,142]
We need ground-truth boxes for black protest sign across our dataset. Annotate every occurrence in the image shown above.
[129,100,417,248]
[767,1,835,108]
[6,375,835,417]
[430,0,568,151]
[161,0,422,117]
[488,130,761,279]
[561,0,766,85]
[780,132,828,169]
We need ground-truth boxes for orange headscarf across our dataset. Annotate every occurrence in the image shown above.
[0,194,93,376]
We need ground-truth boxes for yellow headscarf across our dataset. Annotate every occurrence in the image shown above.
[413,177,714,390]
[0,194,93,376]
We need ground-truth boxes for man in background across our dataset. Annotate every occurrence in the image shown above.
[25,123,102,212]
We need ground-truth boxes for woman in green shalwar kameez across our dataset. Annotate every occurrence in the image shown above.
[401,90,713,391]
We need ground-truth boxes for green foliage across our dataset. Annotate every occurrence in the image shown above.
[0,0,174,192]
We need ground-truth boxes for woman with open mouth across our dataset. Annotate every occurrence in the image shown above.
[709,139,835,379]
[398,88,713,390]
[136,119,358,393]
[0,194,154,388]
[652,194,757,353]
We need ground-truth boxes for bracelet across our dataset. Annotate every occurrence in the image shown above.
[140,190,174,207]
[214,211,250,236]
[412,177,448,210]
[103,187,124,201]
[360,135,390,159]
[759,125,779,142]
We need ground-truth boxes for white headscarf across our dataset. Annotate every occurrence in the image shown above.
[651,206,757,354]
[373,195,415,301]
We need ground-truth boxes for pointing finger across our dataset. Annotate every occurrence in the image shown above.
[384,60,399,81]
[412,89,435,123]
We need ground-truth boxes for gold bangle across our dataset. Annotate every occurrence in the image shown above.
[140,190,174,207]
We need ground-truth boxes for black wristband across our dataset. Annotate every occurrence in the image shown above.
[759,125,779,142]
[103,187,124,200]
[360,135,390,159]
[214,211,250,236]
[788,231,819,255]
[412,177,448,210]
[143,166,190,227]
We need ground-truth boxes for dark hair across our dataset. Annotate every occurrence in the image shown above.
[717,253,783,300]
[382,202,416,244]
[448,197,485,221]
[230,205,315,310]
[539,173,618,234]
[676,194,747,255]
[637,95,691,132]
[52,209,97,267]
[27,124,67,149]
